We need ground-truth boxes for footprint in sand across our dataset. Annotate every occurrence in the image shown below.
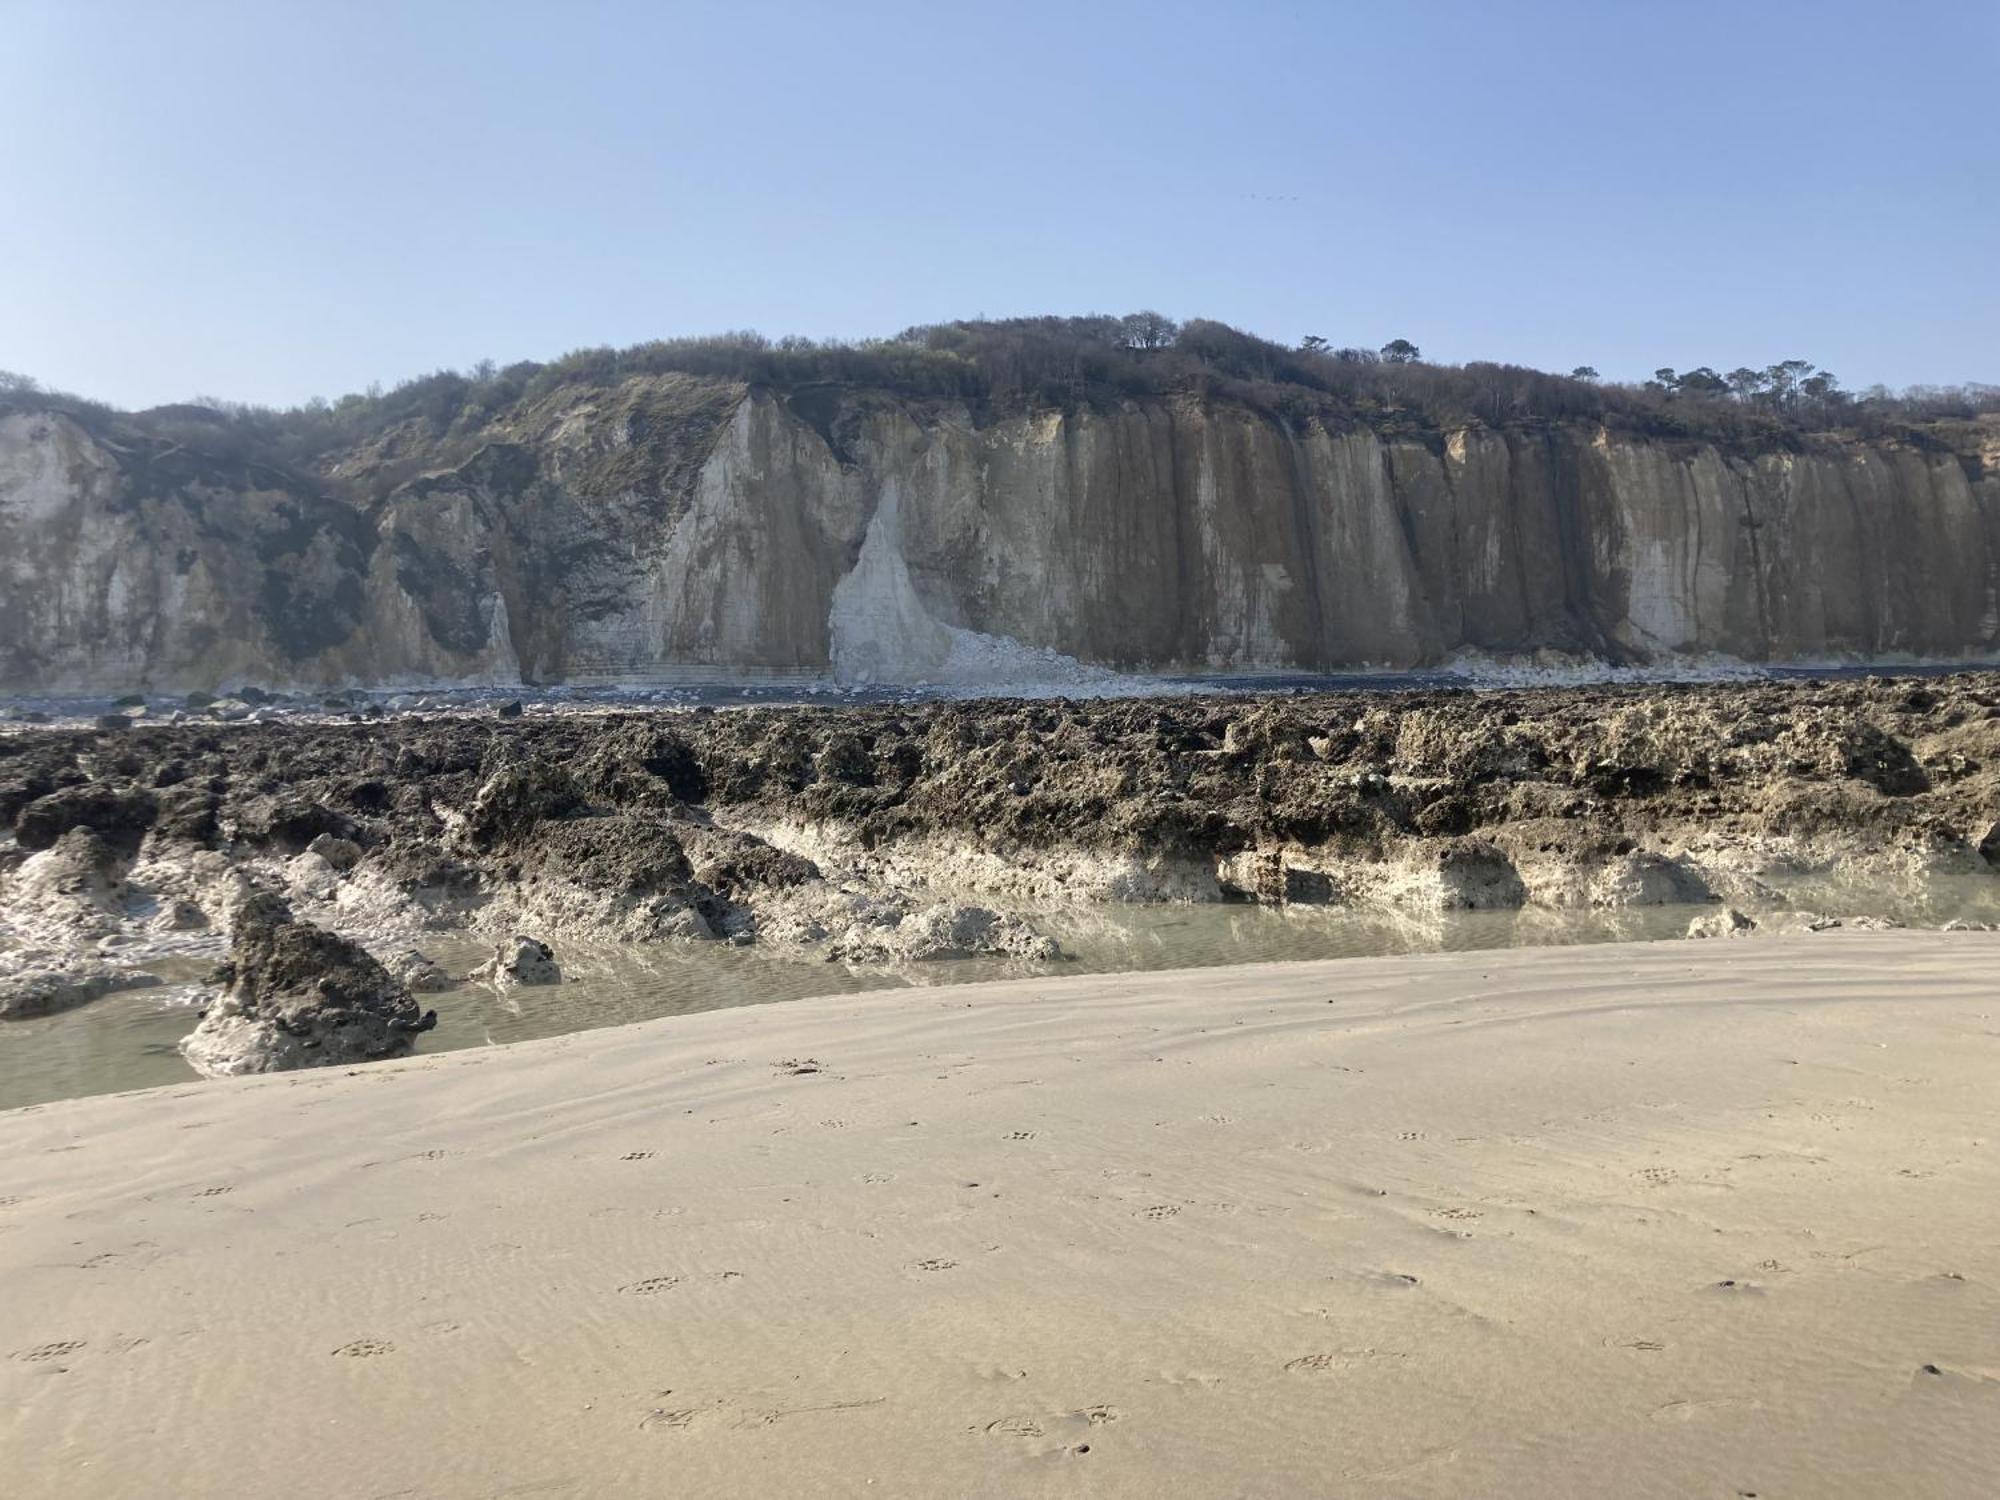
[1005,1131,1038,1141]
[192,1185,234,1198]
[1137,1204,1182,1220]
[332,1339,394,1358]
[621,1276,682,1296]
[639,1407,706,1433]
[1636,1167,1679,1187]
[12,1341,86,1363]
[986,1415,1045,1438]
[620,1151,655,1161]
[911,1258,958,1273]
[1285,1349,1404,1374]
[1396,1131,1425,1142]
[862,1172,894,1184]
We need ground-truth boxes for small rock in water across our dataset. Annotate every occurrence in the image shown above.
[473,935,562,987]
[389,949,455,993]
[1687,907,1757,940]
[150,897,210,933]
[1807,914,1905,932]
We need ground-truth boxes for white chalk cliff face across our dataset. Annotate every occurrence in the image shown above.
[2,384,1997,692]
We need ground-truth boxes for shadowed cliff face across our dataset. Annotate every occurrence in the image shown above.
[2,384,1996,692]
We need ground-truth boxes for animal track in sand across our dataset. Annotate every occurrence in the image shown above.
[12,1340,85,1362]
[620,1151,655,1161]
[1137,1204,1182,1220]
[1285,1348,1406,1374]
[620,1276,683,1296]
[331,1339,394,1358]
[1636,1167,1679,1186]
[775,1058,822,1076]
[1396,1130,1425,1142]
[862,1172,894,1184]
[192,1185,234,1198]
[639,1407,705,1432]
[1431,1207,1482,1221]
[911,1258,959,1273]
[408,1149,449,1161]
[818,1119,848,1129]
[1005,1130,1038,1141]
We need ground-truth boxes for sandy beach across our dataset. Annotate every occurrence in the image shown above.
[3,931,1997,1498]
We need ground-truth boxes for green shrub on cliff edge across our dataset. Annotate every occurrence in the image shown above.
[3,318,1995,485]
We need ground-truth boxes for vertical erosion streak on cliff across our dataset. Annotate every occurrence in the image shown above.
[1279,420,1331,665]
[1542,427,1620,662]
[1736,462,1774,657]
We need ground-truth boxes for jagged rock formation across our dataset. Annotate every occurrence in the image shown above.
[0,959,160,1021]
[3,381,1997,692]
[178,894,436,1077]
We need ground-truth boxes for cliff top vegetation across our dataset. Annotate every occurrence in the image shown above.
[4,314,1995,478]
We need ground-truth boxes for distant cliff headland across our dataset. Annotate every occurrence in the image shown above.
[3,316,1996,692]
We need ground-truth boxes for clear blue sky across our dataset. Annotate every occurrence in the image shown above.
[3,0,1994,410]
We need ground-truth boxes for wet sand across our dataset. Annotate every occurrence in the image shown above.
[3,932,1997,1497]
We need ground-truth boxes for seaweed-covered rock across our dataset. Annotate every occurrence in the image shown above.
[179,894,436,1077]
[13,785,157,853]
[462,763,586,847]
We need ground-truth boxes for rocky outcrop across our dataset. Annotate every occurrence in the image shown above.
[1688,908,1757,939]
[0,959,161,1020]
[4,388,1997,692]
[179,894,436,1077]
[6,676,1997,998]
[388,949,454,993]
[473,935,561,988]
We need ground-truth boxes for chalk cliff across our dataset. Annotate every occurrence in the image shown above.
[3,378,1997,691]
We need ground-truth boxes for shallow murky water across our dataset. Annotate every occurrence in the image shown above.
[6,871,1998,1112]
